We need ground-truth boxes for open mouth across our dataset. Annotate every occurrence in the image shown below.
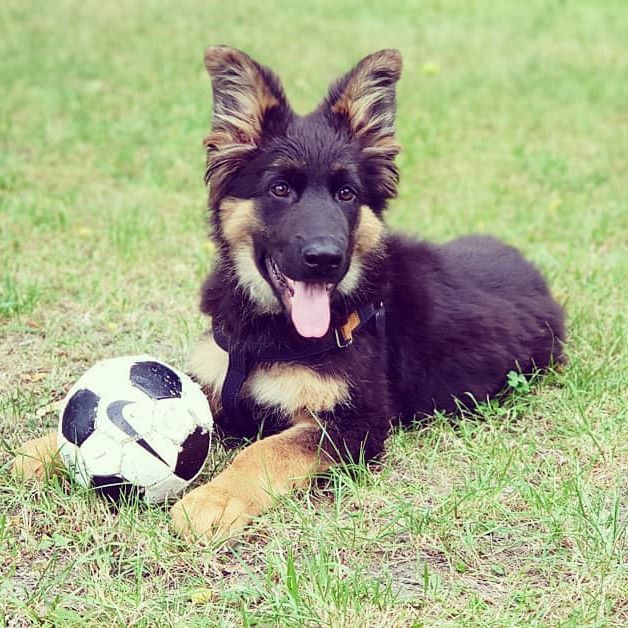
[265,256,335,339]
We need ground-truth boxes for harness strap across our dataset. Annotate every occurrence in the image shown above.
[214,302,385,427]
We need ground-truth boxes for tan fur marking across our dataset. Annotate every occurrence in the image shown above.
[188,334,350,415]
[337,258,363,296]
[338,205,385,296]
[355,205,384,254]
[244,363,351,416]
[231,244,282,313]
[171,417,329,538]
[188,334,229,397]
[335,89,381,137]
[11,430,61,481]
[368,134,402,153]
[363,135,402,164]
[217,197,281,313]
[254,73,280,115]
[220,197,259,245]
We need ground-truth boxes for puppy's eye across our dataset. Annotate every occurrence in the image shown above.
[336,185,357,202]
[270,182,291,198]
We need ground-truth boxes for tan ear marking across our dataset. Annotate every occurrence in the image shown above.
[329,49,402,138]
[204,46,283,147]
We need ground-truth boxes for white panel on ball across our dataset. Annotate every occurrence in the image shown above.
[117,399,156,437]
[142,429,181,469]
[80,432,123,477]
[144,474,189,503]
[183,383,214,431]
[120,440,171,486]
[152,398,196,443]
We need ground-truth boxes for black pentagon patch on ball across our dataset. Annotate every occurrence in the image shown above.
[130,361,182,400]
[61,388,99,446]
[174,427,210,480]
[91,474,145,504]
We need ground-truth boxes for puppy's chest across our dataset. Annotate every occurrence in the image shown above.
[188,335,351,417]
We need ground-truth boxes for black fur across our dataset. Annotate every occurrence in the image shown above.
[196,48,565,464]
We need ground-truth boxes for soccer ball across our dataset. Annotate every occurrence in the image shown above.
[57,355,213,503]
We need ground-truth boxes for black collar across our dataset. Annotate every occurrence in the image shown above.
[213,301,385,427]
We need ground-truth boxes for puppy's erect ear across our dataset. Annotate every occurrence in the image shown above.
[322,50,403,205]
[203,47,292,198]
[322,49,402,147]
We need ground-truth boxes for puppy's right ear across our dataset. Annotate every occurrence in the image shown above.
[204,46,292,150]
[203,47,292,201]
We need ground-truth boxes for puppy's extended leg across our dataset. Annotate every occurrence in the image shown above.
[171,417,328,539]
[11,430,62,480]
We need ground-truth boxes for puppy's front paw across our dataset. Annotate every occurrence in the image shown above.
[171,484,253,540]
[11,434,60,481]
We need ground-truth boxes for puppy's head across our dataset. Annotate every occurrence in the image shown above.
[204,46,402,338]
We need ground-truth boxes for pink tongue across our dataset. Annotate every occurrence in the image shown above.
[290,281,331,338]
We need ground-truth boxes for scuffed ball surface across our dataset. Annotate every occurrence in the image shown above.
[57,355,213,503]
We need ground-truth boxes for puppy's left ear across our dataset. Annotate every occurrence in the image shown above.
[321,49,402,204]
[321,49,402,148]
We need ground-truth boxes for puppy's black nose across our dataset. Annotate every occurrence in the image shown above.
[302,241,344,275]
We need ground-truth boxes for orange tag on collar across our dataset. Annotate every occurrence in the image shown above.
[340,311,361,344]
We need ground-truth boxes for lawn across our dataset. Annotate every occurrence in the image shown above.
[1,0,626,625]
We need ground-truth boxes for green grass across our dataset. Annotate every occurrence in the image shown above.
[1,0,627,625]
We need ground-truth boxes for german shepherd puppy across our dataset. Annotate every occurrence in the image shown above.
[12,47,565,539]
